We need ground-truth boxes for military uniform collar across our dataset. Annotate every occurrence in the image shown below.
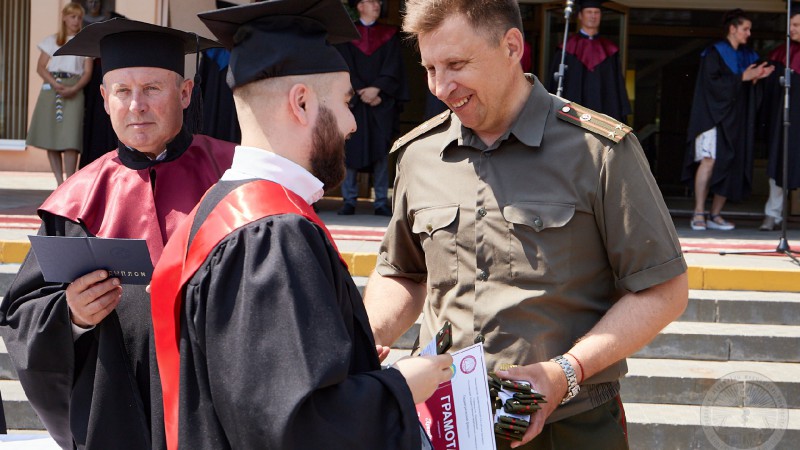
[441,74,550,154]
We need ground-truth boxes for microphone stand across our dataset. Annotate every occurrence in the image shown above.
[555,0,575,97]
[720,1,800,266]
[774,15,800,265]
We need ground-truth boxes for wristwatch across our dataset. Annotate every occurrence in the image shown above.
[551,355,580,405]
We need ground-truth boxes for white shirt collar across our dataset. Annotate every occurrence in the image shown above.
[220,146,324,205]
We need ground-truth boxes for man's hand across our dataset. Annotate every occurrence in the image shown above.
[375,344,391,363]
[393,354,454,404]
[66,270,122,328]
[358,86,381,106]
[495,361,568,447]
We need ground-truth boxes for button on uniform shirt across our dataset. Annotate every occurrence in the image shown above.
[377,76,686,421]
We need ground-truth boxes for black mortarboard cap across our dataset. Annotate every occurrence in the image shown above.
[198,0,360,89]
[792,2,800,17]
[54,17,222,77]
[577,0,603,11]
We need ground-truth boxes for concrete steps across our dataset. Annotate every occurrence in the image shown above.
[0,264,20,296]
[0,338,44,431]
[0,339,17,380]
[626,403,800,450]
[0,379,43,430]
[624,290,800,449]
[681,290,800,325]
[621,358,800,408]
[635,321,800,363]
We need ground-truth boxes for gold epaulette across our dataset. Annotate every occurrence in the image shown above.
[391,109,452,153]
[556,103,632,144]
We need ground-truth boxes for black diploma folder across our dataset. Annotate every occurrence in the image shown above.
[28,235,153,285]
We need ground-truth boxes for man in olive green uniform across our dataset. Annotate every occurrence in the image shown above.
[363,0,689,448]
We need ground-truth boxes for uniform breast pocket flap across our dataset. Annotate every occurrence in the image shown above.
[412,205,459,287]
[412,205,459,236]
[502,202,575,232]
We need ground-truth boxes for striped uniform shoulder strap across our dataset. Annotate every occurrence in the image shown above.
[556,102,632,144]
[391,109,452,153]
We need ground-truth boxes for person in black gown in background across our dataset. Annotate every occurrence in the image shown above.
[548,0,630,122]
[335,0,408,216]
[79,0,122,168]
[683,9,773,231]
[758,4,800,231]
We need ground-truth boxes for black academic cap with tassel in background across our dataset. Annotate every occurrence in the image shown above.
[576,0,604,11]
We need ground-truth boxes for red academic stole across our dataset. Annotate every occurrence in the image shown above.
[151,180,345,450]
[563,33,619,72]
[769,42,800,74]
[38,135,234,266]
[352,22,397,56]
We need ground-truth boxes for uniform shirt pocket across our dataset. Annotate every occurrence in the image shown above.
[502,202,575,282]
[412,205,459,287]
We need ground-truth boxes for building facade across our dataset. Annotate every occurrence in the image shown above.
[0,0,791,195]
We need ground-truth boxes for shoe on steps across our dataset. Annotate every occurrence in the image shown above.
[707,214,735,231]
[690,213,707,231]
[374,205,392,216]
[759,216,779,231]
[337,204,355,215]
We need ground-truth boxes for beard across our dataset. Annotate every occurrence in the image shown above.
[310,106,347,191]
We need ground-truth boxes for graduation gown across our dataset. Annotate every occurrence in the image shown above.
[154,179,420,450]
[761,42,800,189]
[549,33,631,122]
[0,131,234,450]
[79,11,125,169]
[80,58,118,169]
[336,22,408,170]
[683,42,760,202]
[198,48,241,144]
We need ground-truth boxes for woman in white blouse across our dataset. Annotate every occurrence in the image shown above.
[26,2,92,185]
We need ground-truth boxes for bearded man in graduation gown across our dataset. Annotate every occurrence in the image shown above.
[548,0,631,122]
[0,19,234,450]
[758,4,800,231]
[149,1,453,449]
[334,0,408,216]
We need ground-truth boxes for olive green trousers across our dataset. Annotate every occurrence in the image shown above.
[496,396,628,450]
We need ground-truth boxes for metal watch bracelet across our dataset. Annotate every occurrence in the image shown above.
[551,355,580,405]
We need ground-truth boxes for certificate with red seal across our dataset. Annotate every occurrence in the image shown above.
[416,343,496,450]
